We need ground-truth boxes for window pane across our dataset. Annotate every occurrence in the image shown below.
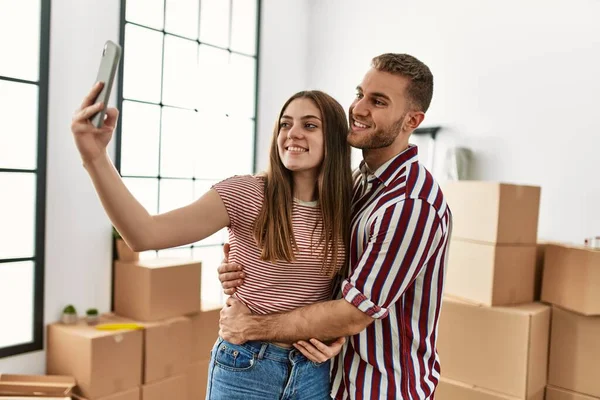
[123,177,159,215]
[230,0,258,55]
[159,178,194,214]
[199,0,231,48]
[125,0,164,30]
[0,81,38,170]
[123,24,163,103]
[193,114,228,180]
[197,45,229,115]
[0,0,40,81]
[0,173,35,259]
[193,245,225,306]
[120,101,161,177]
[140,250,158,260]
[223,117,255,177]
[193,179,227,246]
[160,107,197,178]
[165,0,199,40]
[158,246,193,259]
[229,54,256,119]
[0,261,34,348]
[162,35,198,109]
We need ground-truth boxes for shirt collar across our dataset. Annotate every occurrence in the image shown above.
[359,145,419,187]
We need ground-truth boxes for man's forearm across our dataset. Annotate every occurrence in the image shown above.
[243,299,372,343]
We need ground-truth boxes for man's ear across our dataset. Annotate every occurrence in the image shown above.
[405,111,426,131]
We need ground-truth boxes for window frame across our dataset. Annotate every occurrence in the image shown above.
[113,0,261,308]
[0,0,51,359]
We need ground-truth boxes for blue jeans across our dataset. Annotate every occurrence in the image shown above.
[206,337,332,399]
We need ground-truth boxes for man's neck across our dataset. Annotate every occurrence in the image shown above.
[362,141,409,172]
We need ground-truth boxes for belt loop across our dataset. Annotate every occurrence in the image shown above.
[258,343,268,360]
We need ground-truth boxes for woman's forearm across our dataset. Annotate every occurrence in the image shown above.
[83,151,155,251]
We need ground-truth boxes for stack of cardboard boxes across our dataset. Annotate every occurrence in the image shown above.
[46,257,221,400]
[436,181,549,400]
[542,244,600,400]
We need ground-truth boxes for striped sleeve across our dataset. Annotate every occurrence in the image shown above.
[211,175,262,231]
[342,198,443,319]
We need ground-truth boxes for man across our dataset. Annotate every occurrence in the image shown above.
[218,53,452,399]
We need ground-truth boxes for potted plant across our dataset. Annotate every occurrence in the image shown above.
[86,308,99,325]
[113,227,139,262]
[61,304,78,325]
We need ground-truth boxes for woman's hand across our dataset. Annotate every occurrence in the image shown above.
[217,243,245,295]
[71,82,119,165]
[293,337,346,363]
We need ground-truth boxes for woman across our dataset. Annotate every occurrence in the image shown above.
[71,84,352,399]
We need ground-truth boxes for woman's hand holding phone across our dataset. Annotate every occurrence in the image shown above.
[71,82,119,165]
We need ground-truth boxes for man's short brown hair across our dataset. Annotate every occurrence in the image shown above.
[371,53,434,112]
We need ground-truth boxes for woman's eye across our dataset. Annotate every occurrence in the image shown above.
[306,123,317,129]
[280,122,289,128]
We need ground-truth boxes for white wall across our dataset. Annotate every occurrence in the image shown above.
[254,0,311,172]
[0,0,310,373]
[304,0,600,244]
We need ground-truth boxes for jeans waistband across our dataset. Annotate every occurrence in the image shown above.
[239,340,303,363]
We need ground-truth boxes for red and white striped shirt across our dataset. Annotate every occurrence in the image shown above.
[331,145,452,400]
[213,175,338,315]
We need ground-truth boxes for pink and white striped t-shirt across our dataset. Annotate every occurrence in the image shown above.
[212,175,340,315]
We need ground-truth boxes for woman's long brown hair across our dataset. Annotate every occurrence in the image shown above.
[253,91,352,277]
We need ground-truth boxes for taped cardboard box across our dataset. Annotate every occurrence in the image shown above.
[72,386,140,400]
[548,307,600,398]
[436,377,544,400]
[546,386,600,400]
[541,244,600,315]
[187,360,209,400]
[114,258,201,321]
[0,374,75,398]
[106,314,193,384]
[437,297,550,399]
[190,303,221,362]
[442,181,540,244]
[445,239,536,306]
[141,374,187,400]
[46,318,143,399]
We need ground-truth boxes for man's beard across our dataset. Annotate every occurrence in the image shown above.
[348,113,406,150]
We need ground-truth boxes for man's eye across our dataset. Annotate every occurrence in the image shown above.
[356,93,363,99]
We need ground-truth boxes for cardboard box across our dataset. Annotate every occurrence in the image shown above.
[445,239,537,306]
[442,181,540,244]
[0,374,75,398]
[548,306,600,398]
[546,386,600,400]
[46,318,143,399]
[187,360,209,400]
[142,374,187,400]
[534,242,548,301]
[107,314,193,383]
[190,304,221,362]
[437,297,550,398]
[541,244,600,315]
[114,258,201,321]
[436,377,544,400]
[72,387,140,400]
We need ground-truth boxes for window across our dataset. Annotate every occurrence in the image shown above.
[118,0,260,306]
[0,0,50,358]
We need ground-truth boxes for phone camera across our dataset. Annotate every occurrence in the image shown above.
[102,46,107,56]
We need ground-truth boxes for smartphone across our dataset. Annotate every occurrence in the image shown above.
[90,40,122,128]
